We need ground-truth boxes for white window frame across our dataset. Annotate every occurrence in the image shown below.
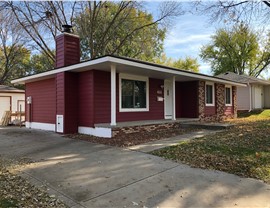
[205,82,215,106]
[225,85,232,106]
[119,73,149,112]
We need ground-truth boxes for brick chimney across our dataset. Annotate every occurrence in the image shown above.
[55,25,80,68]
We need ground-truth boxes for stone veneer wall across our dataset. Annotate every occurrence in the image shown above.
[198,81,237,121]
[112,122,182,137]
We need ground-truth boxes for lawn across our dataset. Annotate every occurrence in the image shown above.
[152,110,270,184]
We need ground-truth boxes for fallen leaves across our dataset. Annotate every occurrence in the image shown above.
[152,116,270,184]
[0,157,66,208]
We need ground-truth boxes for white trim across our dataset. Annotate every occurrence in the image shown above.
[56,115,64,133]
[119,73,149,112]
[12,56,246,87]
[205,82,215,106]
[172,76,176,120]
[25,121,55,131]
[78,126,112,138]
[111,65,116,126]
[225,85,232,106]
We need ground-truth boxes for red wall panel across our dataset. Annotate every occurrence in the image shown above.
[224,106,233,115]
[175,81,198,118]
[78,70,94,127]
[56,73,65,115]
[25,78,56,124]
[116,76,164,122]
[64,72,78,133]
[205,106,216,115]
[94,71,111,123]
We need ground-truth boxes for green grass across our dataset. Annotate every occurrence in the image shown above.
[152,110,270,184]
[0,198,18,208]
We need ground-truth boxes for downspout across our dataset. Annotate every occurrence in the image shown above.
[248,82,252,112]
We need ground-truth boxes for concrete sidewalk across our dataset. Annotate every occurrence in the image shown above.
[128,129,220,153]
[0,127,270,208]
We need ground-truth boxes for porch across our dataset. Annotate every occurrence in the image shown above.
[95,118,199,128]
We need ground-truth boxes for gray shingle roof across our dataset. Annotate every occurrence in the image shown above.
[216,72,270,85]
[0,85,25,93]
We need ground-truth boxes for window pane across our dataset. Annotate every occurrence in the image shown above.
[121,79,146,109]
[225,87,231,104]
[206,85,213,104]
[134,81,146,108]
[122,79,134,108]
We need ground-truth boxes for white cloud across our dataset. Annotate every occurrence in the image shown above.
[165,34,212,47]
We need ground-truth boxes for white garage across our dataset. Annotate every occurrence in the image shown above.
[0,85,25,124]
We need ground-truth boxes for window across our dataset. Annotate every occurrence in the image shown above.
[119,74,149,112]
[225,86,232,106]
[205,83,215,106]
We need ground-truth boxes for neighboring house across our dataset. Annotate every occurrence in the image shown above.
[217,72,270,111]
[0,85,25,120]
[12,28,245,138]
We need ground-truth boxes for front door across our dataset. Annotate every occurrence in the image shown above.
[164,80,173,119]
[254,85,263,109]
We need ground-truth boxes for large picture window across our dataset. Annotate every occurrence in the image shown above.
[205,83,215,106]
[120,74,149,112]
[225,86,232,106]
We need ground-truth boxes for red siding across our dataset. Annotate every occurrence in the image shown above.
[56,73,65,115]
[78,71,94,127]
[205,106,216,115]
[116,76,164,122]
[176,81,198,118]
[94,71,111,123]
[25,78,56,124]
[56,34,80,68]
[64,72,78,133]
[224,106,233,115]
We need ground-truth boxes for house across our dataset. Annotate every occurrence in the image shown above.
[0,85,25,123]
[217,72,270,111]
[12,27,245,138]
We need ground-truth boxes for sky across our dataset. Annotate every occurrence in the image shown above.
[145,1,223,75]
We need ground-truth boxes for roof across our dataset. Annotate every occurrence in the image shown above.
[217,72,270,85]
[11,55,246,87]
[0,85,25,93]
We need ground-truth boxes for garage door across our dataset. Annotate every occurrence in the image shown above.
[0,96,11,120]
[254,86,263,109]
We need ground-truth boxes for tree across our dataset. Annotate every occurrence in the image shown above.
[0,9,31,85]
[154,54,200,73]
[200,23,270,77]
[192,1,270,24]
[27,52,54,75]
[2,1,183,63]
[74,1,182,61]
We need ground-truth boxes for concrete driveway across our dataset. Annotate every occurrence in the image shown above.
[0,127,269,208]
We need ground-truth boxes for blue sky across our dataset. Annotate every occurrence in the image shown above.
[145,2,222,75]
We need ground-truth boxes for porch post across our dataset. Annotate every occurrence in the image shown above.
[111,64,116,126]
[172,76,176,120]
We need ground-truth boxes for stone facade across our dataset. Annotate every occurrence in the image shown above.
[198,81,237,122]
[112,122,182,137]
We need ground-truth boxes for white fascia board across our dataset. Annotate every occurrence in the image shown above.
[107,57,247,87]
[11,56,111,84]
[12,55,246,87]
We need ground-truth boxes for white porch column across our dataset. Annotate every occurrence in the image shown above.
[111,64,116,126]
[172,76,176,120]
